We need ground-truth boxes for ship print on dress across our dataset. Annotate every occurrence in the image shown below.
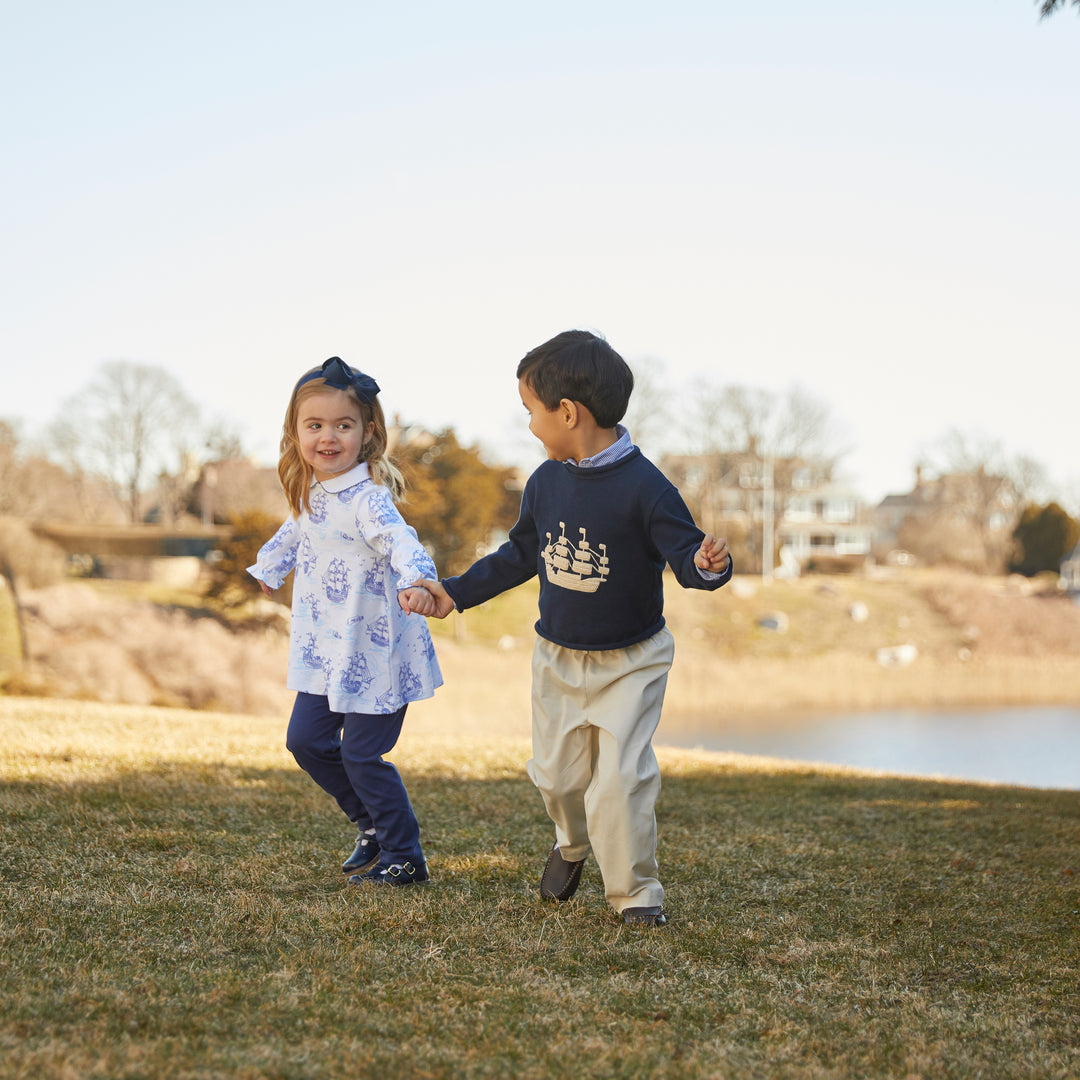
[323,557,350,603]
[340,652,375,696]
[361,562,386,598]
[542,523,610,593]
[300,633,329,673]
[368,614,391,648]
[299,534,316,575]
[308,489,329,524]
[247,461,443,714]
[298,592,322,625]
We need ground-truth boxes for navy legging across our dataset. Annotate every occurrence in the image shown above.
[286,692,424,865]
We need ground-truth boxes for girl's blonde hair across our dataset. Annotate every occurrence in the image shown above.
[278,368,405,516]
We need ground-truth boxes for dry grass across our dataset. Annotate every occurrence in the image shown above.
[1,698,1078,1079]
[0,579,21,682]
[6,581,293,716]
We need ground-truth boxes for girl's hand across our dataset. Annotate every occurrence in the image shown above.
[695,534,731,574]
[259,581,275,598]
[410,578,456,619]
[398,586,437,617]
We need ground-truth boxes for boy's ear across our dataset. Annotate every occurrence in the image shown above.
[559,399,580,428]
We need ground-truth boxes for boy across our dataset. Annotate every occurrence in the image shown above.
[420,330,731,926]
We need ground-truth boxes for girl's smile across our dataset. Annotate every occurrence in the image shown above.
[297,389,374,482]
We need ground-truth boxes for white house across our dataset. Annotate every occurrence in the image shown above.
[1061,541,1080,593]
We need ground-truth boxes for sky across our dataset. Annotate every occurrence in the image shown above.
[3,1,1078,509]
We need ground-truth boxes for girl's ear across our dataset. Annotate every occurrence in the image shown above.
[361,421,376,446]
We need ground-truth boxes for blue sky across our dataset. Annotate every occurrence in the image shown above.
[3,2,1078,507]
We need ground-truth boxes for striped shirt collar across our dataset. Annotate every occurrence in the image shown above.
[570,425,633,469]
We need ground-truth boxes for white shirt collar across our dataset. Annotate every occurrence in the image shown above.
[312,461,370,493]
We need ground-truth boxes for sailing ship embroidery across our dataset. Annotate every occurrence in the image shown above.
[542,523,609,593]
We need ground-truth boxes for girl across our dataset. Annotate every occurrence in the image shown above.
[248,356,441,887]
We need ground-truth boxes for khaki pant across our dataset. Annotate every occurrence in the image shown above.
[526,628,675,912]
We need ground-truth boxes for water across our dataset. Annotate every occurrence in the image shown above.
[659,706,1080,790]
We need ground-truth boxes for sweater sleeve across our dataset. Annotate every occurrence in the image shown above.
[648,486,733,592]
[442,486,540,611]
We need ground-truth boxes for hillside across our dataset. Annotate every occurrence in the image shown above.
[2,569,1078,733]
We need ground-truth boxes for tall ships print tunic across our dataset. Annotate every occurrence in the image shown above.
[248,462,442,715]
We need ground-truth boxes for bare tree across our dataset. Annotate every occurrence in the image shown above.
[622,355,673,458]
[912,430,1027,570]
[1,418,110,523]
[667,380,846,572]
[1039,0,1079,18]
[690,381,841,467]
[0,421,21,517]
[56,361,200,524]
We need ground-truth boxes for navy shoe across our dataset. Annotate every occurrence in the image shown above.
[349,860,429,887]
[342,830,381,874]
[623,906,667,927]
[539,842,586,902]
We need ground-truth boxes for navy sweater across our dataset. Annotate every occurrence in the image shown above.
[442,448,732,650]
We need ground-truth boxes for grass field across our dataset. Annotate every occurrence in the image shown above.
[1,698,1077,1079]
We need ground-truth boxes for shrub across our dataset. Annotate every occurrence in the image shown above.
[0,516,65,590]
[1009,502,1080,577]
[204,510,289,609]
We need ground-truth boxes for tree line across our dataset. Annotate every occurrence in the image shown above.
[1,360,1077,609]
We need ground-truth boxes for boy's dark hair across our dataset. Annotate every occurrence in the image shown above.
[516,330,634,429]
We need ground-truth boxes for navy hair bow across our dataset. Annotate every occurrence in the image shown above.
[298,357,380,404]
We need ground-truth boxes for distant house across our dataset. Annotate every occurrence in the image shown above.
[1062,541,1080,593]
[774,483,873,568]
[871,465,1020,568]
[32,523,230,585]
[189,459,287,525]
[660,452,872,574]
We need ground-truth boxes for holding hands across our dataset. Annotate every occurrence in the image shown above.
[407,578,456,619]
[399,579,455,618]
[398,585,437,617]
[695,534,731,575]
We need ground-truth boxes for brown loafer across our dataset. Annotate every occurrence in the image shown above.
[623,906,667,927]
[539,842,586,901]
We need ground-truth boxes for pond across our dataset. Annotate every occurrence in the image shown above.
[659,705,1080,790]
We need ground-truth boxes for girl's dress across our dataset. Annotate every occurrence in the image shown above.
[248,462,442,714]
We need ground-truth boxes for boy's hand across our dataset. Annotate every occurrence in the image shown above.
[410,578,456,619]
[695,534,731,574]
[398,586,436,617]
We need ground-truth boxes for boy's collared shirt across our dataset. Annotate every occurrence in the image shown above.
[570,425,633,470]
